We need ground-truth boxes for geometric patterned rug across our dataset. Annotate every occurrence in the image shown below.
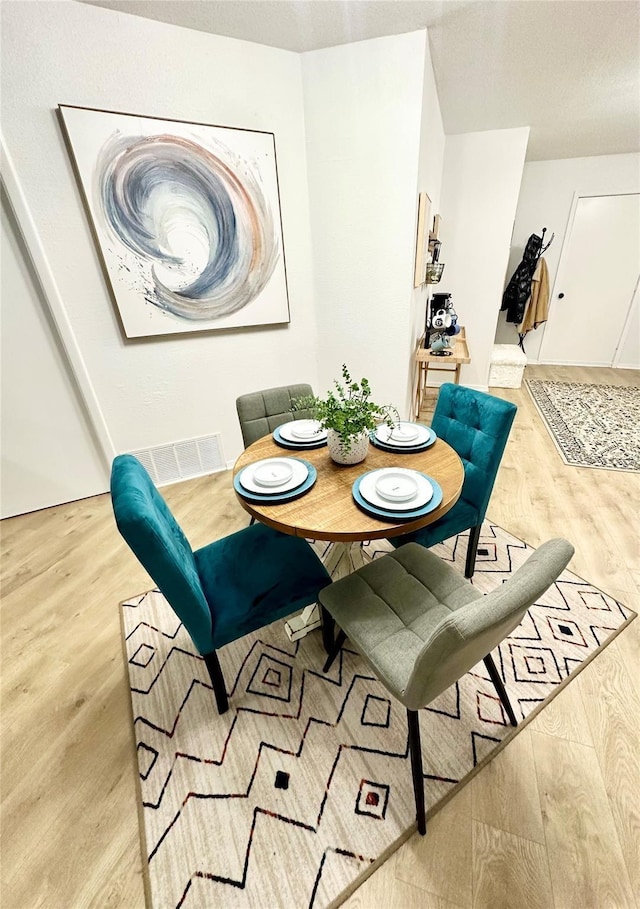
[120,522,635,909]
[525,378,640,471]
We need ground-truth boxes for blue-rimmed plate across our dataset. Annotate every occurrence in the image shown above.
[273,425,328,450]
[352,471,443,521]
[369,427,436,453]
[234,459,317,505]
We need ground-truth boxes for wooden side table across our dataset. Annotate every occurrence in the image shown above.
[414,326,471,418]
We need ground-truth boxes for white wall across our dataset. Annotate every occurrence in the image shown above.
[1,187,108,517]
[438,127,530,388]
[410,32,446,381]
[496,152,640,361]
[1,1,319,478]
[302,31,429,418]
[1,2,532,518]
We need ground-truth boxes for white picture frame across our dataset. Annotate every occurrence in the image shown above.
[58,105,290,338]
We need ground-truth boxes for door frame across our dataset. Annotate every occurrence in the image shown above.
[538,190,640,367]
[612,273,639,367]
[1,134,115,471]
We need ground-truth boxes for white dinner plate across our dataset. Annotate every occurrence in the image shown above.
[375,422,431,447]
[278,420,327,443]
[253,459,294,487]
[239,458,309,494]
[375,470,420,502]
[388,423,420,443]
[359,468,433,511]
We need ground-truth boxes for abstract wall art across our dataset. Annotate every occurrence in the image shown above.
[58,105,290,337]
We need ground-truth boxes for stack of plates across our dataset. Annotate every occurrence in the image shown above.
[273,419,328,450]
[370,421,436,453]
[352,467,443,521]
[234,457,316,504]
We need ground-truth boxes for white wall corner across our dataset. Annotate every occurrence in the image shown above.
[439,126,530,389]
[302,31,429,419]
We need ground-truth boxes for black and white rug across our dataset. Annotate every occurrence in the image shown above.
[525,379,640,471]
[121,523,634,909]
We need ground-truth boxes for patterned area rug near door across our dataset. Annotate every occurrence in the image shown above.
[120,523,635,909]
[525,379,640,471]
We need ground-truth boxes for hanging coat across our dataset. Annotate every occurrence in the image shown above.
[501,233,543,325]
[517,257,550,334]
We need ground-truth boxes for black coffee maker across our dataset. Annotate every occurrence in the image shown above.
[425,292,458,349]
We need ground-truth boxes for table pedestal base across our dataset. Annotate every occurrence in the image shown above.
[284,541,381,642]
[284,604,322,641]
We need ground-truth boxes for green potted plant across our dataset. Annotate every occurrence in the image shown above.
[294,365,398,465]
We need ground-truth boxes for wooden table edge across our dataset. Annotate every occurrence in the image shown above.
[232,436,464,542]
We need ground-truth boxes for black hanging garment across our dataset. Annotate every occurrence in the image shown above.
[501,233,543,324]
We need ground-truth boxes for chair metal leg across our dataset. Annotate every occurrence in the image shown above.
[465,523,482,578]
[484,653,517,726]
[320,605,334,654]
[407,709,426,835]
[204,650,229,715]
[249,516,256,526]
[322,628,347,673]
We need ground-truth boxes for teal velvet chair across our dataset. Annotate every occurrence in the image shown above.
[391,384,517,578]
[111,454,330,714]
[320,538,574,834]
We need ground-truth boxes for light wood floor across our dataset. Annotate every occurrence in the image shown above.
[1,365,638,909]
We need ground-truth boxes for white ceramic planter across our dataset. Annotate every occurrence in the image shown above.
[326,429,370,465]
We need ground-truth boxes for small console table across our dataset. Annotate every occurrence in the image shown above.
[414,326,471,418]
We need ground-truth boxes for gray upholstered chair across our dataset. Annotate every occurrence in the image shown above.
[236,383,316,528]
[319,537,574,834]
[236,383,315,448]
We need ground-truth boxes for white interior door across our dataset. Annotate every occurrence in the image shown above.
[539,193,640,366]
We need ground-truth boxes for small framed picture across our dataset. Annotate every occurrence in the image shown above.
[413,192,432,288]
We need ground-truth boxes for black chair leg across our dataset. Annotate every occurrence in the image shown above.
[320,605,335,654]
[249,516,256,526]
[322,628,347,673]
[484,653,517,726]
[407,709,426,835]
[465,523,482,578]
[204,650,229,715]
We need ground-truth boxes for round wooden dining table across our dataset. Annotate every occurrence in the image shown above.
[233,433,464,541]
[233,432,464,642]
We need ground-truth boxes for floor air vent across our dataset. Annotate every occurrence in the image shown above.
[129,434,225,486]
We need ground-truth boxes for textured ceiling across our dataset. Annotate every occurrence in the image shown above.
[80,0,640,161]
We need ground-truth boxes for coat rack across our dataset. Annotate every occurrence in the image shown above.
[517,227,554,352]
[501,226,555,354]
[539,226,555,255]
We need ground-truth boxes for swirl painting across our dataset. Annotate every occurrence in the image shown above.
[58,106,290,337]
